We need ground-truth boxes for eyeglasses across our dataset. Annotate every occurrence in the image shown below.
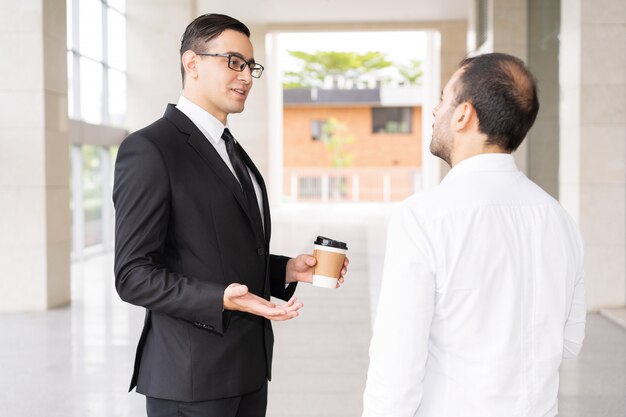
[196,53,264,78]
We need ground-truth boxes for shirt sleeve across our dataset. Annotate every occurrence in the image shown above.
[269,254,297,301]
[562,225,586,358]
[563,272,586,358]
[363,203,436,417]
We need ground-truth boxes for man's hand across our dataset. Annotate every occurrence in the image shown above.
[223,283,303,321]
[286,254,350,288]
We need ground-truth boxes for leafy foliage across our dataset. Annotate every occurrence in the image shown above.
[321,118,355,168]
[397,59,423,86]
[283,50,423,89]
[283,50,392,89]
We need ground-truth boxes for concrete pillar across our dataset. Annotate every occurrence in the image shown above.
[0,0,71,311]
[469,0,530,174]
[560,0,626,310]
[126,0,195,132]
[527,0,560,199]
[469,0,562,196]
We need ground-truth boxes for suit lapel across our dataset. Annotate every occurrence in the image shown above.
[163,105,265,240]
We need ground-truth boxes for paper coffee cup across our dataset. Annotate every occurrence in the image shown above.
[312,236,348,288]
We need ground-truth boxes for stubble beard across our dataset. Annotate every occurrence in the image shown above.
[430,115,453,166]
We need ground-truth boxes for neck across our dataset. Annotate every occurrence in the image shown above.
[450,137,508,167]
[181,89,227,125]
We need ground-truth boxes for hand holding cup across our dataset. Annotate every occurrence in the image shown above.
[312,236,348,289]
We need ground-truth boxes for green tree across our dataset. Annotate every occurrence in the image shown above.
[283,50,392,89]
[321,118,355,168]
[397,59,423,86]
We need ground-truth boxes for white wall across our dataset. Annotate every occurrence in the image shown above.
[560,0,626,310]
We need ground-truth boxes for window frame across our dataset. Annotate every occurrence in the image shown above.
[67,0,126,257]
[67,0,126,127]
[371,106,413,134]
[311,119,328,141]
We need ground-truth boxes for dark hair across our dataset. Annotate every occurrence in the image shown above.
[454,52,539,151]
[179,14,251,86]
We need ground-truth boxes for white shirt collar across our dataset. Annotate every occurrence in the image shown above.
[441,153,518,185]
[176,95,227,145]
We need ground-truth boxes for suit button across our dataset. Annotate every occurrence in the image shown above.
[257,248,266,255]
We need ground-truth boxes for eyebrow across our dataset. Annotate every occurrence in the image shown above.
[226,51,255,64]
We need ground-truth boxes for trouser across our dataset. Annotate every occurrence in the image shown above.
[146,382,268,417]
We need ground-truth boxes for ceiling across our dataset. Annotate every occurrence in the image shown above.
[197,0,469,25]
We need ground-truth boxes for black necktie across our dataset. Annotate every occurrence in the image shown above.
[222,128,263,228]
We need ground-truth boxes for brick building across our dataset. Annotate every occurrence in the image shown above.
[282,85,423,202]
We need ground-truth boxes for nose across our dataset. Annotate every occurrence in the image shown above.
[238,66,253,84]
[432,103,440,117]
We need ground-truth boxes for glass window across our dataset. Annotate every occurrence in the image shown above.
[67,0,126,257]
[79,0,103,62]
[106,0,126,13]
[82,145,104,247]
[311,119,327,141]
[372,107,412,134]
[80,57,104,125]
[67,0,126,127]
[108,69,126,126]
[107,8,126,70]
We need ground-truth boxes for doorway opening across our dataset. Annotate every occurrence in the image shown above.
[266,30,441,206]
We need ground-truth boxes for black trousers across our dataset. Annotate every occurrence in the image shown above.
[146,382,268,417]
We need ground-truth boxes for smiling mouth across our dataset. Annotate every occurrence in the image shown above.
[232,88,247,96]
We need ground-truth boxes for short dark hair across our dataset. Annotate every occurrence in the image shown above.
[454,52,539,152]
[179,14,251,86]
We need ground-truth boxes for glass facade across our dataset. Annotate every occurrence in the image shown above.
[67,0,125,256]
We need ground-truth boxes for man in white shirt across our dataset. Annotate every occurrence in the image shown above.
[362,52,585,417]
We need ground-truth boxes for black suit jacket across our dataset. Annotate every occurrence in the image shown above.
[113,104,296,402]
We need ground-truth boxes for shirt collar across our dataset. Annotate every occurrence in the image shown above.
[176,95,227,145]
[441,153,519,185]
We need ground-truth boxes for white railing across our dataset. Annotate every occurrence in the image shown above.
[283,167,422,203]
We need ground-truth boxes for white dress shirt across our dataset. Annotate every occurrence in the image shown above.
[176,95,264,224]
[363,153,586,417]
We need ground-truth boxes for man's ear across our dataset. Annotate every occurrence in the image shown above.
[181,50,199,81]
[453,102,474,131]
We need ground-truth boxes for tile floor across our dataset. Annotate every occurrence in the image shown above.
[0,205,624,416]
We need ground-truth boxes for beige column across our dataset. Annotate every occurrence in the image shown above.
[0,0,71,311]
[560,0,626,310]
[469,0,530,173]
[467,0,564,200]
[125,0,195,132]
[491,0,528,60]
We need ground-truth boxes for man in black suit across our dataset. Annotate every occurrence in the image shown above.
[113,13,348,417]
